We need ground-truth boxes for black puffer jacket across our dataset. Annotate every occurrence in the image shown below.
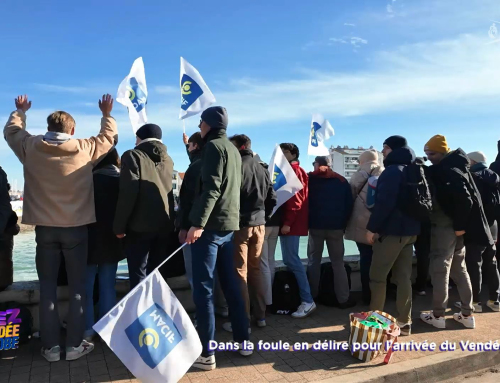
[178,149,203,230]
[489,140,500,176]
[470,162,500,227]
[239,149,277,227]
[429,149,493,246]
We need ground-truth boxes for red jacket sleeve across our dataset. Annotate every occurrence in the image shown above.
[283,166,308,228]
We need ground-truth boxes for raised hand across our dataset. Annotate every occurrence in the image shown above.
[183,133,189,145]
[15,95,32,113]
[98,94,114,117]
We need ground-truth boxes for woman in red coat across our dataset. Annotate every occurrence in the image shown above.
[279,143,316,318]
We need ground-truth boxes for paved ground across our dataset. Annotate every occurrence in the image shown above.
[1,286,500,383]
[441,365,500,382]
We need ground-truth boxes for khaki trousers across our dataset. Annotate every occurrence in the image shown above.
[233,225,267,320]
[370,235,417,324]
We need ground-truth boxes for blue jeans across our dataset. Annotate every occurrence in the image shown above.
[191,230,249,356]
[280,236,313,304]
[85,263,118,332]
[183,245,227,311]
[357,242,373,303]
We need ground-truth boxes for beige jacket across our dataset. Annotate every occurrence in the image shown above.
[345,162,384,245]
[4,111,118,227]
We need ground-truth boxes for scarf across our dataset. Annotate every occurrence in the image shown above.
[43,131,72,145]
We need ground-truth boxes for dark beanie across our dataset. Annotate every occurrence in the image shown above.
[200,106,228,130]
[383,135,407,150]
[136,123,162,140]
[315,156,331,167]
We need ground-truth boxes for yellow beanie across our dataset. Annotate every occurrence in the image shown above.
[424,135,450,154]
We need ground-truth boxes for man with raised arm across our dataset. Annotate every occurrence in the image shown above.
[4,94,118,362]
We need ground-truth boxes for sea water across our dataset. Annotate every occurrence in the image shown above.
[12,231,359,282]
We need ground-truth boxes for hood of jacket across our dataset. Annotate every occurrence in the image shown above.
[383,146,415,167]
[439,148,470,172]
[239,149,254,159]
[135,140,169,163]
[188,148,203,163]
[309,166,346,181]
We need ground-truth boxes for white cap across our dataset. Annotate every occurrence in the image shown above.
[467,151,487,164]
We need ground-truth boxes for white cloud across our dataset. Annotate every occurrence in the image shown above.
[330,37,348,44]
[386,4,394,17]
[344,23,356,27]
[350,37,368,47]
[206,34,500,127]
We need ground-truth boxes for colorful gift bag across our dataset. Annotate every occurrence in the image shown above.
[348,310,400,363]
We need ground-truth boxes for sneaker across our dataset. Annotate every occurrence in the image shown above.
[420,311,446,329]
[486,300,500,312]
[221,322,251,334]
[66,340,94,361]
[236,342,253,356]
[337,298,356,309]
[215,306,229,318]
[455,301,482,313]
[453,313,475,329]
[397,322,411,336]
[193,355,216,371]
[256,319,266,328]
[41,346,60,362]
[83,329,96,342]
[292,302,316,319]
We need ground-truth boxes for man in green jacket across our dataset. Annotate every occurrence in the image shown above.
[185,107,251,371]
[114,123,175,289]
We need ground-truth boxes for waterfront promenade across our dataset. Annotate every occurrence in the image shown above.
[1,276,500,383]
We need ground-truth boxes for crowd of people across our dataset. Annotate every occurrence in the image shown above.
[1,95,500,372]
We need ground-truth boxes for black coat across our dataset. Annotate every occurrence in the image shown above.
[308,168,353,230]
[429,149,493,246]
[177,149,203,230]
[489,140,500,176]
[88,170,125,265]
[470,162,500,227]
[239,149,277,227]
[367,147,421,237]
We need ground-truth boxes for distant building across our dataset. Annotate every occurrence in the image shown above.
[172,170,183,197]
[329,145,383,181]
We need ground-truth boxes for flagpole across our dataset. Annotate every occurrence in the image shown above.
[182,119,186,134]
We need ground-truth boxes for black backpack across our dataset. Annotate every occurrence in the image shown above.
[0,301,33,344]
[270,271,301,315]
[398,163,432,221]
[317,263,352,307]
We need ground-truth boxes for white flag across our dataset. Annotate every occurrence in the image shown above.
[179,57,216,119]
[307,113,334,156]
[117,57,148,132]
[268,145,304,214]
[93,268,202,383]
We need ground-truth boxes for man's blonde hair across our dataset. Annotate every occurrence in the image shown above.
[47,111,75,134]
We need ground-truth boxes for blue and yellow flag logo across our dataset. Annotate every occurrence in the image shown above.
[180,74,204,111]
[126,77,147,113]
[273,164,287,191]
[125,303,182,369]
[310,122,321,147]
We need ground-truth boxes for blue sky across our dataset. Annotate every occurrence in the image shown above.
[2,0,500,189]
